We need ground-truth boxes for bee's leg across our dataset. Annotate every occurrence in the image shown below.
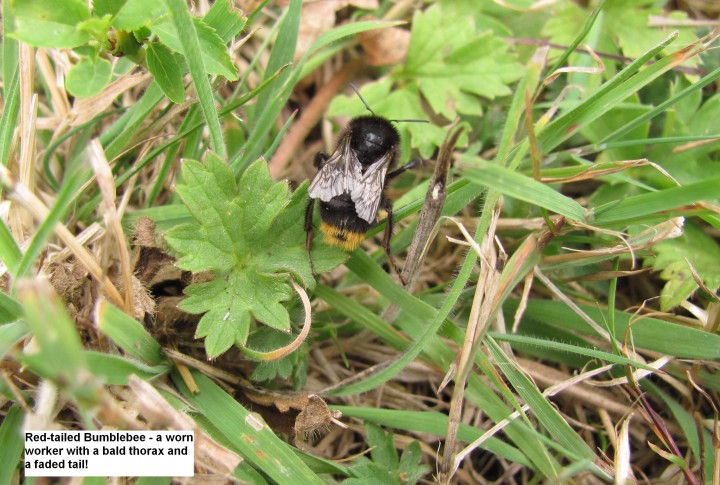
[305,198,317,276]
[314,152,330,169]
[386,157,422,182]
[381,198,406,285]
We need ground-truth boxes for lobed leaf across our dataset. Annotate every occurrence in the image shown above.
[165,156,345,357]
[203,0,246,44]
[645,223,720,311]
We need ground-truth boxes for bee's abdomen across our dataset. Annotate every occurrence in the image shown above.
[318,195,374,251]
[319,222,366,251]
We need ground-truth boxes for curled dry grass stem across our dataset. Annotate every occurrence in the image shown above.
[544,43,605,85]
[587,356,673,388]
[241,278,312,361]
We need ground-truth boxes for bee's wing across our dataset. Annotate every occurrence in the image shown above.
[308,136,358,201]
[350,150,394,224]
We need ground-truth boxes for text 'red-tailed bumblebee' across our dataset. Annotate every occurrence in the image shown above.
[305,85,424,282]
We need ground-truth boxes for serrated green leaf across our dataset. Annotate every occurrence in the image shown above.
[9,0,91,48]
[203,0,246,44]
[195,308,248,358]
[146,42,185,103]
[367,423,398,470]
[604,7,697,61]
[398,442,430,484]
[543,2,696,61]
[153,15,237,80]
[180,270,291,331]
[66,57,112,97]
[164,222,235,272]
[249,326,308,386]
[343,423,428,485]
[165,157,345,357]
[646,223,720,311]
[402,5,523,119]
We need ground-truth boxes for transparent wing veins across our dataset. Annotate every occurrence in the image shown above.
[308,136,394,224]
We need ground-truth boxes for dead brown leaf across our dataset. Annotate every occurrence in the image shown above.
[358,24,410,66]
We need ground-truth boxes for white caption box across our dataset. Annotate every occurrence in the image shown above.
[24,431,194,477]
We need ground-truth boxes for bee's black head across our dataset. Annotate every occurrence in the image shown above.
[348,115,400,166]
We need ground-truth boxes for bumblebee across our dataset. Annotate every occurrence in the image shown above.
[305,108,420,282]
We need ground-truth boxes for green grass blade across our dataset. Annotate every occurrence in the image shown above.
[506,299,720,359]
[490,333,658,371]
[0,405,24,484]
[326,252,437,396]
[486,337,599,462]
[0,68,20,166]
[591,177,720,225]
[335,406,532,467]
[0,218,22,277]
[464,373,561,475]
[0,291,23,325]
[17,280,88,388]
[95,300,165,365]
[308,19,403,54]
[314,285,409,350]
[598,65,720,145]
[163,0,226,157]
[173,370,325,484]
[102,82,165,160]
[86,351,169,385]
[543,0,606,85]
[250,0,300,125]
[0,321,28,362]
[463,160,586,221]
[535,31,679,153]
[644,381,716,480]
[15,166,87,279]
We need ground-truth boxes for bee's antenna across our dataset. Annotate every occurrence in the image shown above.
[350,83,429,124]
[390,119,430,124]
[350,83,376,116]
